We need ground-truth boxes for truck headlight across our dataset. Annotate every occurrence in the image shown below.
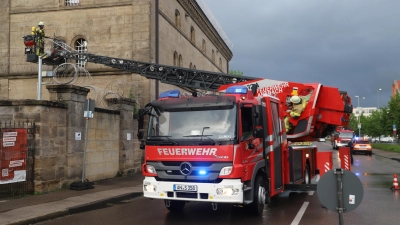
[219,166,233,176]
[216,188,239,195]
[144,181,157,192]
[146,165,157,174]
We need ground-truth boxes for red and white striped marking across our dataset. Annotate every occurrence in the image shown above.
[344,155,350,170]
[325,162,330,172]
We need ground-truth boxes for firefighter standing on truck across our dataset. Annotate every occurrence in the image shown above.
[35,21,49,56]
[284,95,307,132]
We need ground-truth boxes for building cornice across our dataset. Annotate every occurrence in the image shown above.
[177,0,232,61]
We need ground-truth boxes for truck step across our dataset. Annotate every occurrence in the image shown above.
[243,187,252,192]
[284,184,317,191]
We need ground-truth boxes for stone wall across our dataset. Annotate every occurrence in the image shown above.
[0,99,68,192]
[0,84,142,193]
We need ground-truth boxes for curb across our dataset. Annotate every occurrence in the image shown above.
[6,192,143,225]
[68,192,143,214]
[372,152,400,162]
[6,210,69,225]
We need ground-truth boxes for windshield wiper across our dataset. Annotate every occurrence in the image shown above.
[149,135,178,145]
[182,134,216,145]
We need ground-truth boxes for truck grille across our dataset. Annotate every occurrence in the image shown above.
[147,161,232,183]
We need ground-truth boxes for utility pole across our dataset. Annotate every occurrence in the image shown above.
[355,96,360,137]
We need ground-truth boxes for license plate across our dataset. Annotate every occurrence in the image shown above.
[173,184,197,192]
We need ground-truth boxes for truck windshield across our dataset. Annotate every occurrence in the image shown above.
[339,132,353,138]
[147,106,237,141]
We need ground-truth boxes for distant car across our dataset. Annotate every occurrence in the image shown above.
[318,138,326,142]
[352,139,372,155]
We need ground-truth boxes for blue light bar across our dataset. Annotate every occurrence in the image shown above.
[159,90,180,98]
[198,170,207,175]
[226,85,248,94]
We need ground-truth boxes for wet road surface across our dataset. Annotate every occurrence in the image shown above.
[36,142,400,225]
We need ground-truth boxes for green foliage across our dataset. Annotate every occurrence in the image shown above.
[353,92,400,140]
[229,70,244,76]
[372,143,400,153]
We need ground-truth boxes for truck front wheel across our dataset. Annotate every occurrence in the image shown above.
[248,175,266,216]
[164,200,185,211]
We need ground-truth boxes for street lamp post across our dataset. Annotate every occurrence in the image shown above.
[355,96,361,137]
[377,88,382,109]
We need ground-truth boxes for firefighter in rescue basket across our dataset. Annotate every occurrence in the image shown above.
[284,95,307,132]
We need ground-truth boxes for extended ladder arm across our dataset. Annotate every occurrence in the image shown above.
[59,51,257,92]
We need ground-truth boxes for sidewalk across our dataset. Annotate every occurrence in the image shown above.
[0,175,144,225]
[0,149,399,225]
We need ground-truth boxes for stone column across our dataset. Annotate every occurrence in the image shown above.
[47,85,90,182]
[118,97,137,175]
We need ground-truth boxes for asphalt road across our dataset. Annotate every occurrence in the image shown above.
[36,142,400,225]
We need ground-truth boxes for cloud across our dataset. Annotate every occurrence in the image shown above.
[201,0,400,107]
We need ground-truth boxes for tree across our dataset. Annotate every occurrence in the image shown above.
[229,70,244,76]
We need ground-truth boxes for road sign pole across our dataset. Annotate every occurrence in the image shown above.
[82,99,91,183]
[335,168,344,225]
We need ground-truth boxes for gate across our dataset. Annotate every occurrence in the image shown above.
[0,121,35,199]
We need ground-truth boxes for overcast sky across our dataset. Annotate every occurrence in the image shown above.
[201,0,400,108]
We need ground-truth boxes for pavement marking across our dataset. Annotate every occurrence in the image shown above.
[308,191,314,195]
[291,202,309,225]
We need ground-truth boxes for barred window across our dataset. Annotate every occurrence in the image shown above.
[175,10,181,28]
[178,54,182,67]
[75,38,87,67]
[65,0,80,6]
[190,26,195,43]
[173,51,178,66]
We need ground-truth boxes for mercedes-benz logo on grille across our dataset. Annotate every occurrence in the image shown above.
[179,162,192,176]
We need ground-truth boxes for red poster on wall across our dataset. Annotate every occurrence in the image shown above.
[0,128,27,184]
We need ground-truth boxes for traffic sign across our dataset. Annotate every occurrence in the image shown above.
[317,169,364,213]
[393,124,396,131]
[358,123,361,129]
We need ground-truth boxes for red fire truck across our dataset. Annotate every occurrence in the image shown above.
[23,37,353,215]
[331,127,355,150]
[138,79,352,215]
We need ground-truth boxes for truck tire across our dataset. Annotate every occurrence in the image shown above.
[248,175,266,216]
[164,200,185,211]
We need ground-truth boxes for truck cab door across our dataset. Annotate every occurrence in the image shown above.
[239,106,261,167]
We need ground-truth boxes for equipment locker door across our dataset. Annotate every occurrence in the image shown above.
[271,102,283,190]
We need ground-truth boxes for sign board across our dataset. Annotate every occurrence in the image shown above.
[84,111,93,118]
[83,99,95,118]
[0,128,27,184]
[317,169,364,213]
[393,124,396,131]
[127,133,132,141]
[358,123,361,129]
[75,132,82,141]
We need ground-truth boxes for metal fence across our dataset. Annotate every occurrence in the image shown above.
[0,121,35,199]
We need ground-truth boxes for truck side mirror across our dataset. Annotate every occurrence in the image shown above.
[253,128,264,138]
[252,105,263,127]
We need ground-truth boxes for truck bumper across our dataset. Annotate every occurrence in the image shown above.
[337,143,349,147]
[143,177,244,203]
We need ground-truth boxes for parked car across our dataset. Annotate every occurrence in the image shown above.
[352,139,372,155]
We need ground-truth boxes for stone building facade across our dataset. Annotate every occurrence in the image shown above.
[0,0,232,191]
[0,0,232,100]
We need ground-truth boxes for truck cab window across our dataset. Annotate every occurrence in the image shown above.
[241,107,253,140]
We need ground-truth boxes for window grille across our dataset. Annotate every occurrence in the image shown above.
[65,0,80,6]
[75,38,87,67]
